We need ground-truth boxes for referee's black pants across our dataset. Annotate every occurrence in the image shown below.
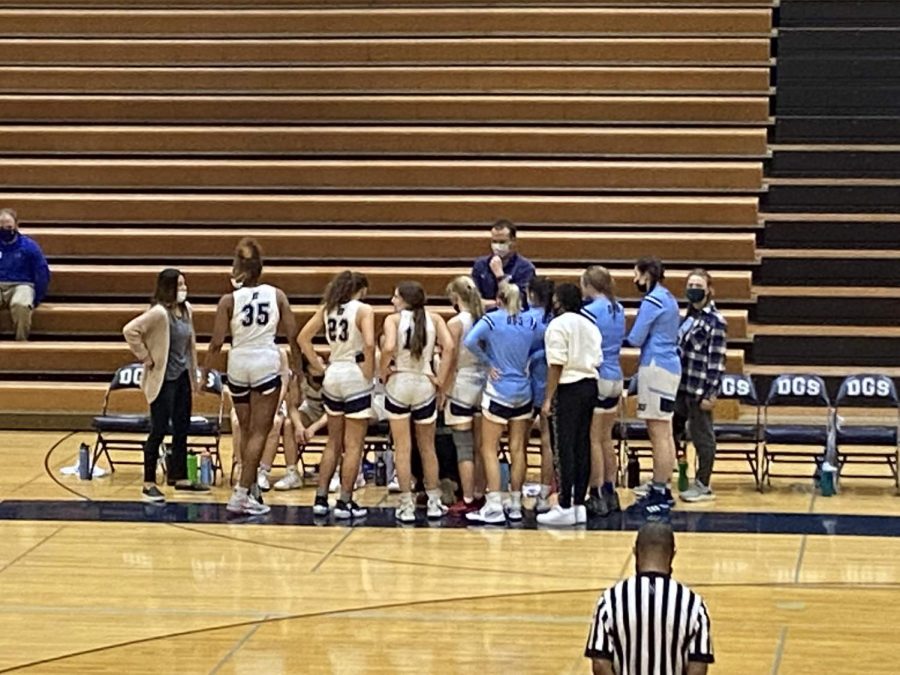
[551,377,596,509]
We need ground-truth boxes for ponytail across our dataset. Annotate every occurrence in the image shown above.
[527,276,555,323]
[233,237,263,286]
[497,281,522,316]
[397,281,428,359]
[446,275,484,321]
[323,270,356,313]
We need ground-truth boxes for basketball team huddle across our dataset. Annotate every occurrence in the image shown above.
[177,225,725,525]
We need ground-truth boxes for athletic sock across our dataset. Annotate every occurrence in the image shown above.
[539,484,551,499]
[339,490,351,503]
[510,491,522,508]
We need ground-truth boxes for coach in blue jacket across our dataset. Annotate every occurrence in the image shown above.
[0,208,50,341]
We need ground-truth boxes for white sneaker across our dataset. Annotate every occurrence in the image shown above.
[535,495,552,514]
[274,469,302,491]
[465,501,506,525]
[427,497,448,519]
[312,496,330,516]
[328,473,340,494]
[506,502,523,521]
[388,475,400,493]
[575,505,587,525]
[632,481,653,497]
[680,482,716,503]
[537,505,576,527]
[395,499,417,523]
[227,490,271,516]
[334,500,368,520]
[257,468,271,492]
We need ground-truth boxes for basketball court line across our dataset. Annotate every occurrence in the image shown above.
[2,498,899,537]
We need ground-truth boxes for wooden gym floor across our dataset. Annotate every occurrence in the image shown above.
[0,431,898,674]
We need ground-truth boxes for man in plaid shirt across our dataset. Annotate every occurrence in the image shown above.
[675,269,727,502]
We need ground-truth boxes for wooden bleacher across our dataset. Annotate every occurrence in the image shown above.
[0,0,773,424]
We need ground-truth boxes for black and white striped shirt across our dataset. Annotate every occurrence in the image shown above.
[585,572,714,675]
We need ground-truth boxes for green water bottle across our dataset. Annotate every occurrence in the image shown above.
[187,453,198,484]
[677,457,689,493]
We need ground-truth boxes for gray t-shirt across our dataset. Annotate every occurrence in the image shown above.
[166,310,192,381]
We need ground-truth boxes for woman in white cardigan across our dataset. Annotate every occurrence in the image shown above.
[123,268,202,503]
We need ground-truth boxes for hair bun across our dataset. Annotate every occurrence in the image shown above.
[235,237,262,261]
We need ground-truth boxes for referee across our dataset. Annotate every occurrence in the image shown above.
[585,522,715,674]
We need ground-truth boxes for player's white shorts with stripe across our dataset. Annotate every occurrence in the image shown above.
[444,368,487,426]
[481,393,533,426]
[322,362,373,419]
[637,364,680,421]
[385,372,437,424]
[594,378,624,414]
[227,347,282,404]
[299,399,326,423]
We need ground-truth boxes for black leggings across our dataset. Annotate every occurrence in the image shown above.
[551,378,596,509]
[144,370,192,483]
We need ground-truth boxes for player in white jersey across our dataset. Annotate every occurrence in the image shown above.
[380,281,455,523]
[443,276,488,516]
[206,238,299,516]
[298,271,375,520]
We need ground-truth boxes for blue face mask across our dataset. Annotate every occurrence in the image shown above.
[0,229,16,244]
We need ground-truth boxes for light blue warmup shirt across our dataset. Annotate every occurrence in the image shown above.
[582,296,626,382]
[524,306,552,407]
[626,284,682,376]
[464,308,541,408]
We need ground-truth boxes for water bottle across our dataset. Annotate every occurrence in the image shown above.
[375,453,387,486]
[384,448,394,485]
[626,451,640,489]
[187,453,198,484]
[677,457,690,493]
[78,443,91,481]
[499,455,510,491]
[200,454,212,486]
[820,461,837,497]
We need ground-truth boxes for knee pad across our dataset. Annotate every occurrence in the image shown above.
[451,429,474,462]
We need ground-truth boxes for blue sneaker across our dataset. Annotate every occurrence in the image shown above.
[628,488,673,516]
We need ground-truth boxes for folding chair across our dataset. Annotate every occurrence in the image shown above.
[834,374,899,491]
[761,374,831,489]
[91,363,152,473]
[711,373,762,490]
[188,369,226,485]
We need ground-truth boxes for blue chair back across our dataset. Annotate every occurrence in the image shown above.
[109,363,145,392]
[836,374,898,408]
[717,374,759,406]
[765,374,830,408]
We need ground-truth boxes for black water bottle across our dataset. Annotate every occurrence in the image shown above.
[626,451,641,489]
[375,453,387,487]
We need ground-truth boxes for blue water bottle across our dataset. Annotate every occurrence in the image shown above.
[200,454,212,486]
[499,454,510,492]
[78,443,91,481]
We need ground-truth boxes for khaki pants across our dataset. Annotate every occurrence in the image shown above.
[0,283,34,341]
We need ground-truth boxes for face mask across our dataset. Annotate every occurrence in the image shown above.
[686,288,706,304]
[635,281,649,294]
[491,242,510,257]
[230,277,243,290]
[0,229,16,244]
[176,290,188,304]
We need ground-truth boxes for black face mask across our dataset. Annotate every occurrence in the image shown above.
[686,288,706,305]
[635,281,649,294]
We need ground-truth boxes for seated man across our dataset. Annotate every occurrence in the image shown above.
[0,208,50,341]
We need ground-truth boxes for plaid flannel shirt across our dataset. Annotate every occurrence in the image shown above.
[677,301,727,400]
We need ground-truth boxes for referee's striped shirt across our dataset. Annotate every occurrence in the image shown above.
[585,572,714,675]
